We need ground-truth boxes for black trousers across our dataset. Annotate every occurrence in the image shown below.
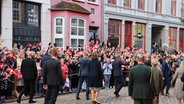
[114,76,124,94]
[45,85,59,104]
[76,76,89,98]
[18,79,35,101]
[134,99,153,104]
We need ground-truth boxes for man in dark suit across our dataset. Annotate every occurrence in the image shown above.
[76,51,90,100]
[112,55,124,97]
[41,49,52,103]
[17,51,37,103]
[128,54,156,104]
[43,48,64,104]
[161,55,171,96]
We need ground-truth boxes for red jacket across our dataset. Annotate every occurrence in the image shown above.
[61,64,69,80]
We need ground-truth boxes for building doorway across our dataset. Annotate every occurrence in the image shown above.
[179,29,184,51]
[124,21,132,48]
[151,24,164,47]
[108,19,122,48]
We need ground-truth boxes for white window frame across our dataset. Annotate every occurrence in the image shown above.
[75,0,85,2]
[70,17,86,48]
[88,0,99,4]
[54,16,65,48]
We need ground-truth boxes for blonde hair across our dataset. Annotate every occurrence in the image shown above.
[17,52,24,59]
[180,61,184,71]
[151,58,158,67]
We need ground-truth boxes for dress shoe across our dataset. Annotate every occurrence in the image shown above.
[114,92,120,97]
[92,101,96,104]
[17,97,21,103]
[76,97,80,100]
[29,100,37,103]
[86,97,90,100]
[95,101,101,104]
[165,93,170,96]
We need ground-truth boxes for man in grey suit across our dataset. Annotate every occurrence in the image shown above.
[128,54,156,104]
[76,51,90,100]
[43,48,64,104]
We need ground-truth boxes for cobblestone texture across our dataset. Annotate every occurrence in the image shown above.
[7,87,177,104]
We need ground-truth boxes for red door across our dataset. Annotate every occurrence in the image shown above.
[124,21,132,48]
[179,29,184,51]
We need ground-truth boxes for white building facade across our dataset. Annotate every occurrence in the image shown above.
[104,0,184,52]
[0,0,51,49]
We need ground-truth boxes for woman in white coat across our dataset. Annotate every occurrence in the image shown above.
[171,61,184,104]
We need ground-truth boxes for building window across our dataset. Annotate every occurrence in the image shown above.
[91,8,95,14]
[108,0,116,5]
[54,17,64,47]
[71,18,86,47]
[88,0,98,4]
[156,0,162,13]
[171,0,176,16]
[13,1,24,23]
[13,1,40,27]
[55,17,64,35]
[169,27,177,49]
[55,38,63,47]
[27,4,39,27]
[108,19,120,36]
[123,0,131,8]
[134,23,146,49]
[138,0,145,10]
[181,0,184,17]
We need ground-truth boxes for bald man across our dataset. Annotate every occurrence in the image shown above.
[17,51,37,103]
[128,54,156,104]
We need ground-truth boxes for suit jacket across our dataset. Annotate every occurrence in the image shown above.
[162,60,171,79]
[43,58,64,86]
[77,57,90,77]
[112,59,123,77]
[128,64,156,99]
[144,59,151,67]
[21,58,37,80]
[41,54,52,77]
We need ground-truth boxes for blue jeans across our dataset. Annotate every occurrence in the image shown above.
[39,83,44,95]
[104,75,111,88]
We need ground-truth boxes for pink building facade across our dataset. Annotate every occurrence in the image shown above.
[50,0,102,49]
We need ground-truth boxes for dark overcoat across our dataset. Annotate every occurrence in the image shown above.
[128,64,156,99]
[88,59,103,88]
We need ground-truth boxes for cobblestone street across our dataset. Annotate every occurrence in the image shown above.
[7,87,177,104]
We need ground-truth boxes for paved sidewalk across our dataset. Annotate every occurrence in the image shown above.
[7,87,177,104]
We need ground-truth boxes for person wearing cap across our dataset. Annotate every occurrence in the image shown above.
[128,54,156,104]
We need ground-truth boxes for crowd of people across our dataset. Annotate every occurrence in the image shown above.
[0,39,184,104]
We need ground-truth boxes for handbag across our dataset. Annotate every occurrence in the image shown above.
[17,71,23,80]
